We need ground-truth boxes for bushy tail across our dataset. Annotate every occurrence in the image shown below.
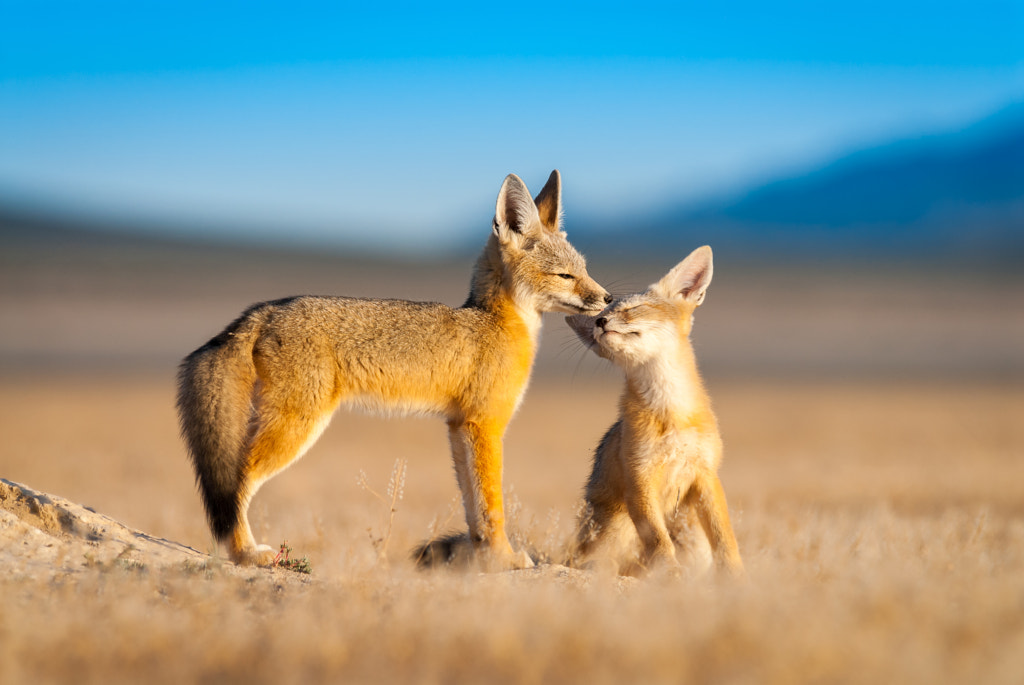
[176,305,266,542]
[412,533,542,571]
[411,532,477,570]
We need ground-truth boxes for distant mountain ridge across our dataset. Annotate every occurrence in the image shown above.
[3,102,1022,264]
[580,102,1024,261]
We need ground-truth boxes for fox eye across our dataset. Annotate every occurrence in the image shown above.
[556,273,575,280]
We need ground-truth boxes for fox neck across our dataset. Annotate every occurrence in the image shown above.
[622,340,709,428]
[464,235,543,343]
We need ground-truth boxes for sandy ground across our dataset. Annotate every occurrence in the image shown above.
[3,373,1023,560]
[1,232,1022,683]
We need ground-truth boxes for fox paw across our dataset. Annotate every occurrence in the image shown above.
[512,549,536,570]
[482,546,535,572]
[231,544,277,567]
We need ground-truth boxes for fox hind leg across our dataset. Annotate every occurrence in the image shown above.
[229,404,333,566]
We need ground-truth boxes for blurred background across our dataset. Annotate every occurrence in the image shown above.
[2,1,1022,378]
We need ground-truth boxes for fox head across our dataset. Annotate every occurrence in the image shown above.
[566,246,713,368]
[489,171,611,315]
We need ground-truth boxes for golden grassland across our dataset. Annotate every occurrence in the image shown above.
[1,238,1022,683]
[2,373,1022,684]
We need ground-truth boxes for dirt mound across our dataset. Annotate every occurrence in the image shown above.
[0,478,597,585]
[0,478,296,582]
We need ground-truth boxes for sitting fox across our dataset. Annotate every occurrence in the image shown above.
[177,170,611,568]
[566,246,743,577]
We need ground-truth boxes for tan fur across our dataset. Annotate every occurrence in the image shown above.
[565,246,743,577]
[177,171,611,568]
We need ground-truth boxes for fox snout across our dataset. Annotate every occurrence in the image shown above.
[560,284,611,316]
[565,312,614,361]
[581,288,613,313]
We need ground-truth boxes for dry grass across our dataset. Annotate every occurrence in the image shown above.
[1,374,1022,684]
[1,238,1022,683]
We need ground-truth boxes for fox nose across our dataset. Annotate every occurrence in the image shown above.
[595,317,607,329]
[603,293,613,304]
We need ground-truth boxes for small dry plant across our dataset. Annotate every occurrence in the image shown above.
[356,458,407,565]
[424,494,462,541]
[273,541,313,574]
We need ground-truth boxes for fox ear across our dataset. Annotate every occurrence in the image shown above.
[653,246,713,305]
[493,173,542,244]
[533,169,562,233]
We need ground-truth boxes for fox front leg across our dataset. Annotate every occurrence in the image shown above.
[447,419,483,544]
[624,482,679,573]
[449,419,533,571]
[687,472,744,577]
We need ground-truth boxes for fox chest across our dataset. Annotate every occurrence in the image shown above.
[630,431,709,493]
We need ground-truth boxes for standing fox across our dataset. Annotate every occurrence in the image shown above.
[566,246,743,577]
[177,170,611,569]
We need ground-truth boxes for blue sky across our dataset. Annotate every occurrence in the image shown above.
[2,1,1022,252]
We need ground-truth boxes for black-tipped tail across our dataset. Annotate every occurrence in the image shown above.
[411,532,476,570]
[176,307,264,541]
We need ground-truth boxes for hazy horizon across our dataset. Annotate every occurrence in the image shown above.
[2,3,1022,254]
